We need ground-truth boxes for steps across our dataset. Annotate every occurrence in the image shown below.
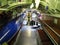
[38,30,53,45]
[39,19,60,45]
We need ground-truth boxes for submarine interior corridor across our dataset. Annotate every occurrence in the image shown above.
[0,0,60,45]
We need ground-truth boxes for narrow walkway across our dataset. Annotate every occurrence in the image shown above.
[14,26,42,45]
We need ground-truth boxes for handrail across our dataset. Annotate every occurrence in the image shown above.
[41,20,60,37]
[39,19,60,45]
[43,27,58,45]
